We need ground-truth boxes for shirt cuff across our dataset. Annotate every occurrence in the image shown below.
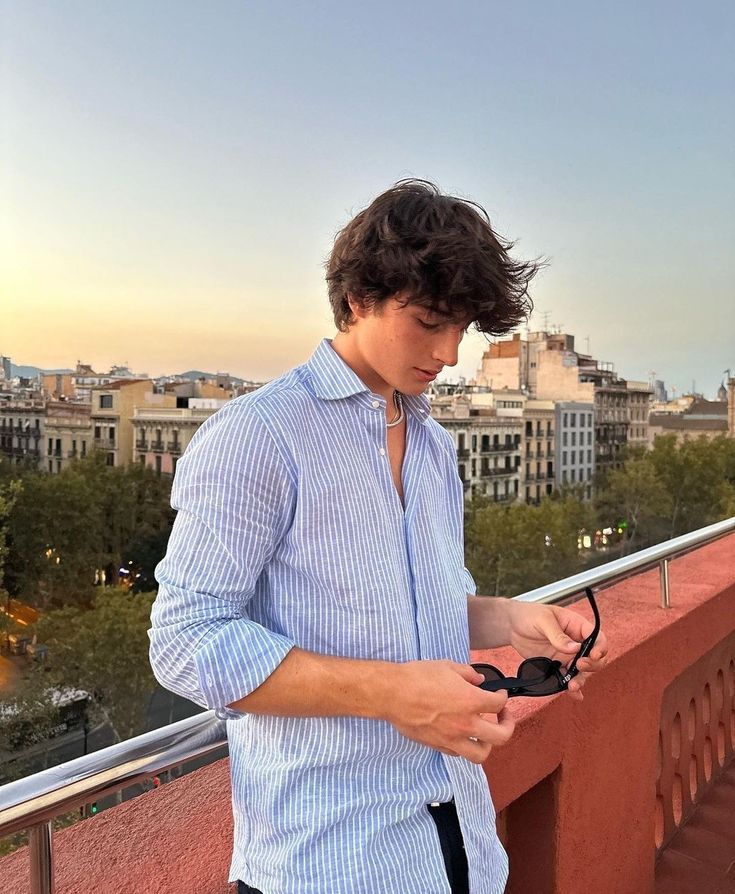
[194,618,296,718]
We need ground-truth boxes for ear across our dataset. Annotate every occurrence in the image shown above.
[346,293,370,322]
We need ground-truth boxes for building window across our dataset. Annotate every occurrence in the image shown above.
[471,435,477,451]
[580,414,585,428]
[106,453,114,467]
[588,449,592,463]
[588,432,592,445]
[588,414,592,426]
[571,469,576,482]
[562,451,567,465]
[571,451,576,464]
[94,425,101,439]
[563,413,568,427]
[571,412,576,426]
[155,455,162,475]
[100,395,113,409]
[571,431,576,446]
[109,426,115,443]
[563,432,568,446]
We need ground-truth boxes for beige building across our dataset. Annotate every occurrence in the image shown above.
[648,399,728,447]
[44,402,92,474]
[0,400,44,467]
[431,392,523,502]
[132,402,227,476]
[522,400,556,504]
[626,380,653,449]
[90,380,177,467]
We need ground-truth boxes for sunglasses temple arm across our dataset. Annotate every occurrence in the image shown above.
[566,588,601,678]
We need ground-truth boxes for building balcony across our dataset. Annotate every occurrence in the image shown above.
[150,441,165,453]
[135,441,149,452]
[93,439,116,450]
[167,441,182,454]
[457,449,470,459]
[481,443,517,454]
[1,522,734,894]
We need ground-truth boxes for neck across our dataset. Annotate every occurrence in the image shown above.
[331,332,394,404]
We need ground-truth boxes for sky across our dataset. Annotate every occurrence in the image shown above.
[2,1,734,397]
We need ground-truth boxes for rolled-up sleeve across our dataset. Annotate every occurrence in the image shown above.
[149,400,297,717]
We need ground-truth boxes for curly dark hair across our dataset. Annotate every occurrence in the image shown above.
[325,179,541,335]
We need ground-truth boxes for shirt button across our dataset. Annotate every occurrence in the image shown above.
[371,400,380,409]
[379,448,386,456]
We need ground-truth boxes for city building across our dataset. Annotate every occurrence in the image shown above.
[522,400,556,504]
[626,380,654,449]
[0,399,44,467]
[555,401,595,499]
[132,401,227,477]
[648,398,728,447]
[72,362,148,402]
[89,380,177,468]
[430,391,522,502]
[43,402,93,474]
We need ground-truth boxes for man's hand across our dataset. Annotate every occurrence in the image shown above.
[504,600,609,701]
[380,660,515,764]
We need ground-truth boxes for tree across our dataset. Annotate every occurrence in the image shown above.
[465,493,597,597]
[36,587,158,743]
[4,454,174,608]
[594,453,671,553]
[648,435,735,537]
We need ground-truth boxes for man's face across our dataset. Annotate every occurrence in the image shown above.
[348,295,469,396]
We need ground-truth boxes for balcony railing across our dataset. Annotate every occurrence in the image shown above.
[167,441,181,454]
[150,441,165,453]
[1,516,734,894]
[135,441,148,451]
[93,439,116,450]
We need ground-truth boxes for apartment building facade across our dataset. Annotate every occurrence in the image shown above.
[89,380,177,467]
[555,401,595,498]
[431,394,523,502]
[132,402,227,476]
[44,402,92,473]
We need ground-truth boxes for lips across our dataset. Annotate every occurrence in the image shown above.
[414,367,441,383]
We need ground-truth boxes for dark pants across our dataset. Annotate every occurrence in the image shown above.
[237,800,469,893]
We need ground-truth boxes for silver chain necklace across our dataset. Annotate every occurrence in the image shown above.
[386,390,404,428]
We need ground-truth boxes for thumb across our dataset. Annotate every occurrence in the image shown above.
[454,663,486,684]
[542,623,579,653]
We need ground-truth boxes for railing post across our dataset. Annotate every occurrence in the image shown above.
[29,820,54,894]
[659,558,671,608]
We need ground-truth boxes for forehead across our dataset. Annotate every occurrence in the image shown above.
[399,295,473,327]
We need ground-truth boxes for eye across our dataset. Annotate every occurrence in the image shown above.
[417,318,441,331]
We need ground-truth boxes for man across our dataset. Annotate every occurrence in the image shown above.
[149,180,608,894]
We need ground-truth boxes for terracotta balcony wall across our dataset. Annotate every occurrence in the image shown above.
[2,533,734,894]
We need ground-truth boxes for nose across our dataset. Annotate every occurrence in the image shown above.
[432,329,462,367]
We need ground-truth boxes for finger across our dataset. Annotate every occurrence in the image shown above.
[453,663,486,685]
[539,611,582,654]
[473,688,509,716]
[551,606,596,642]
[470,708,516,746]
[459,740,493,764]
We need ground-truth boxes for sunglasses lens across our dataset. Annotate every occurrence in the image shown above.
[517,658,563,695]
[472,664,505,685]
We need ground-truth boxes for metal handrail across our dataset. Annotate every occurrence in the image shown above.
[2,514,734,892]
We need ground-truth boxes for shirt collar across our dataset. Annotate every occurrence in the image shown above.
[306,339,431,423]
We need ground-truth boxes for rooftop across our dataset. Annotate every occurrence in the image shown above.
[1,522,734,893]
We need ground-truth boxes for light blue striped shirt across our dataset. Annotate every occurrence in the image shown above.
[149,338,508,893]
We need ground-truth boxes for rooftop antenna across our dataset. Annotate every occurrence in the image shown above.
[540,310,551,332]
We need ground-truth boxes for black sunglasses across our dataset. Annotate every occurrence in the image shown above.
[471,587,600,698]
